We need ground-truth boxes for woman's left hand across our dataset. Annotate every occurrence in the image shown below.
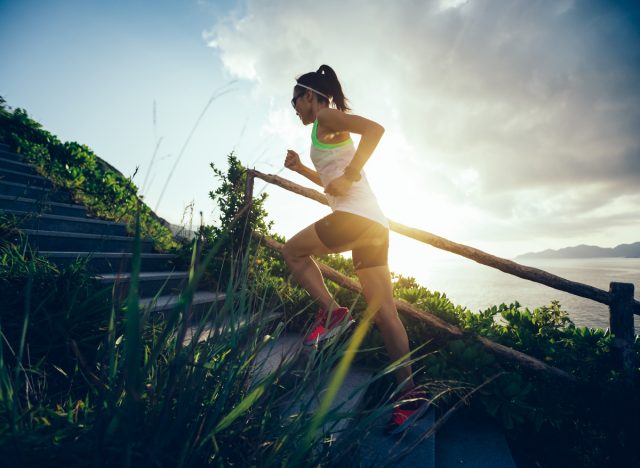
[324,175,352,196]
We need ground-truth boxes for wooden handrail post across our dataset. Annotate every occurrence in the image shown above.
[226,168,255,278]
[244,169,255,209]
[609,282,635,377]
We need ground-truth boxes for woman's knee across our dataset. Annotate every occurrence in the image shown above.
[372,304,401,328]
[281,241,298,263]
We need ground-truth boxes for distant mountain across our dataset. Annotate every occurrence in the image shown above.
[516,242,640,260]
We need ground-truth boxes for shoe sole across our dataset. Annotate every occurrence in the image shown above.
[303,319,356,347]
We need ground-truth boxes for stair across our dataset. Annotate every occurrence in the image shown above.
[358,405,436,467]
[0,165,54,189]
[18,229,155,253]
[435,407,517,468]
[0,179,74,203]
[251,332,373,440]
[179,308,283,346]
[0,195,87,217]
[0,144,223,321]
[1,141,520,466]
[251,331,519,467]
[249,332,434,464]
[2,209,128,235]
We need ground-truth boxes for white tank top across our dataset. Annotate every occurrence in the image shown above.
[309,118,389,228]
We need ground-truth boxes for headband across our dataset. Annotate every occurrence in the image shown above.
[295,82,331,101]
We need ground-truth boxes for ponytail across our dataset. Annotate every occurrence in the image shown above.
[294,64,352,113]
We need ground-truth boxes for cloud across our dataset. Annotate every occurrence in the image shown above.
[204,0,640,245]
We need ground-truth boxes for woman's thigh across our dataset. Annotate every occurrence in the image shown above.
[283,222,337,258]
[351,225,389,270]
[314,211,386,251]
[321,212,389,270]
[285,211,388,261]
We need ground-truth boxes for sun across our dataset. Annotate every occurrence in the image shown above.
[362,157,478,272]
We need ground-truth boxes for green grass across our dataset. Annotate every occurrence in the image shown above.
[0,210,446,467]
[2,205,639,468]
[2,95,639,467]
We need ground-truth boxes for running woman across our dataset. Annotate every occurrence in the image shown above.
[282,64,428,433]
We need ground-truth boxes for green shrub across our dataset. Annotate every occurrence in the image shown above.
[0,98,179,252]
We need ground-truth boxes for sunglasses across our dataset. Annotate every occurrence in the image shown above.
[291,91,306,109]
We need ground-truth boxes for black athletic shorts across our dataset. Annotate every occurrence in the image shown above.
[314,210,389,270]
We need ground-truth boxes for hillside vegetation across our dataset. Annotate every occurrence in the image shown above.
[0,96,178,252]
[1,98,638,467]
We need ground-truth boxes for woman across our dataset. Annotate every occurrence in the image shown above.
[282,64,427,433]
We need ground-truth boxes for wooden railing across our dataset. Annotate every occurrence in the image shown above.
[244,169,639,379]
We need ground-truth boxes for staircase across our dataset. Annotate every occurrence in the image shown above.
[1,141,519,466]
[0,142,224,319]
[251,331,519,467]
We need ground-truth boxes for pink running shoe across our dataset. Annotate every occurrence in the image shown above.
[303,306,355,347]
[385,386,431,435]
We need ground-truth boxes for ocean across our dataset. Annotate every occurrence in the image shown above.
[396,256,640,334]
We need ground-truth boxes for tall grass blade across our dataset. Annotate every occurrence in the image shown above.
[301,300,379,456]
[121,205,142,468]
[142,202,251,376]
[124,207,142,398]
[212,384,265,436]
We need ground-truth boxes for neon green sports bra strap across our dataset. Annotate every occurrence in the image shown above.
[312,118,353,149]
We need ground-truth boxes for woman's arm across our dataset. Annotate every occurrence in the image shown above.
[316,107,385,172]
[297,164,323,187]
[285,149,324,187]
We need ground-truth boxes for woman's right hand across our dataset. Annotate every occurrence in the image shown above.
[285,149,303,172]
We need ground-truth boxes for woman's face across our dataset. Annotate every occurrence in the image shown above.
[291,88,312,125]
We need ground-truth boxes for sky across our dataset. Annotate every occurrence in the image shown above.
[1,0,639,275]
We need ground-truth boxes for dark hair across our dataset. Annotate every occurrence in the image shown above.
[294,64,352,113]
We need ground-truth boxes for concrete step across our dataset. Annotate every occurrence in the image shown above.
[0,180,73,203]
[2,209,129,236]
[252,334,439,466]
[0,156,39,175]
[292,361,372,439]
[95,271,189,298]
[0,194,87,217]
[140,291,227,318]
[252,332,372,442]
[18,229,154,253]
[435,408,517,468]
[0,167,54,189]
[252,333,306,382]
[0,148,26,161]
[179,309,283,346]
[251,333,438,465]
[39,251,178,273]
[358,405,436,467]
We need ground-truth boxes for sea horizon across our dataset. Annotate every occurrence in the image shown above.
[390,256,640,335]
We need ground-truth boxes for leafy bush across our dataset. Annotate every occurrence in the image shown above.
[0,97,178,251]
[0,219,413,467]
[2,96,638,466]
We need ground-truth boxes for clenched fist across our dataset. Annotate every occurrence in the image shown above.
[285,149,303,172]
